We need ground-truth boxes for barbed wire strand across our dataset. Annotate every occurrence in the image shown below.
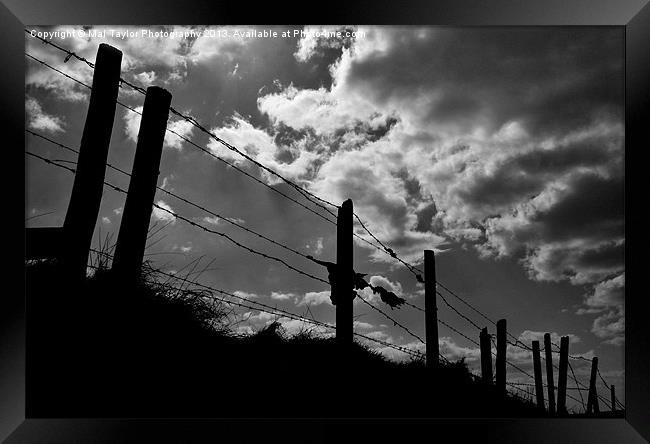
[26,151,329,286]
[355,295,425,345]
[26,129,327,265]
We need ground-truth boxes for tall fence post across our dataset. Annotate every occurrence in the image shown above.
[544,333,556,415]
[610,385,616,412]
[480,327,493,384]
[25,227,64,260]
[557,335,569,415]
[61,43,122,279]
[112,87,172,283]
[532,340,545,412]
[587,357,600,414]
[335,198,353,345]
[496,319,506,396]
[424,250,439,370]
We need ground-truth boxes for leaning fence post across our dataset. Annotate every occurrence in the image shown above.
[532,340,545,412]
[335,199,353,345]
[557,336,569,415]
[610,385,616,412]
[112,86,172,283]
[544,333,556,415]
[480,327,493,384]
[424,250,439,370]
[61,43,122,279]
[496,319,506,396]
[587,357,600,414]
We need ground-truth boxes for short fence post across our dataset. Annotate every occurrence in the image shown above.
[424,250,439,370]
[532,340,545,412]
[112,86,172,283]
[335,199,353,345]
[610,385,616,412]
[61,43,122,279]
[496,319,506,396]
[479,327,493,384]
[557,335,569,415]
[544,333,556,415]
[587,357,600,414]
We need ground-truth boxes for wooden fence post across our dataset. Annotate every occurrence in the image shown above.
[112,86,172,283]
[480,327,493,384]
[496,319,506,396]
[532,340,545,411]
[610,385,616,412]
[543,333,556,415]
[587,357,600,414]
[424,250,439,369]
[335,198,353,345]
[25,227,64,260]
[557,335,569,415]
[61,43,122,279]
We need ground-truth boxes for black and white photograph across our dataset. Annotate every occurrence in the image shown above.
[3,1,650,441]
[23,24,627,418]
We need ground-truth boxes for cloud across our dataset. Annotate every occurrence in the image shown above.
[151,200,176,223]
[577,272,625,346]
[164,118,195,150]
[187,26,250,64]
[584,274,624,312]
[439,336,481,364]
[233,290,258,300]
[298,290,331,306]
[282,27,620,344]
[270,291,297,301]
[368,275,402,295]
[247,311,276,323]
[306,237,324,256]
[517,330,581,346]
[123,107,195,150]
[202,216,220,226]
[26,25,205,101]
[592,307,625,346]
[133,70,157,85]
[309,143,447,264]
[208,115,321,184]
[293,26,355,62]
[257,85,380,135]
[202,215,246,227]
[171,243,192,253]
[25,97,65,133]
[353,321,375,330]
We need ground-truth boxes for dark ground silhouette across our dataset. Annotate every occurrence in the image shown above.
[26,259,546,418]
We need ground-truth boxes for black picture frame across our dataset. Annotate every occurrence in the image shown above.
[3,1,649,442]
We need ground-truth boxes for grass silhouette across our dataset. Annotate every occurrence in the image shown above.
[25,257,541,418]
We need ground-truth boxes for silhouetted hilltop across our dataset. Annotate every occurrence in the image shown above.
[25,259,540,418]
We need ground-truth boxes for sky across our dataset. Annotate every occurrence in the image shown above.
[25,25,625,411]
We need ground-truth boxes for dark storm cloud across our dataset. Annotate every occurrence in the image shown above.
[456,167,545,213]
[530,172,624,244]
[574,241,624,272]
[447,128,623,223]
[415,203,438,233]
[345,27,623,137]
[512,138,618,176]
